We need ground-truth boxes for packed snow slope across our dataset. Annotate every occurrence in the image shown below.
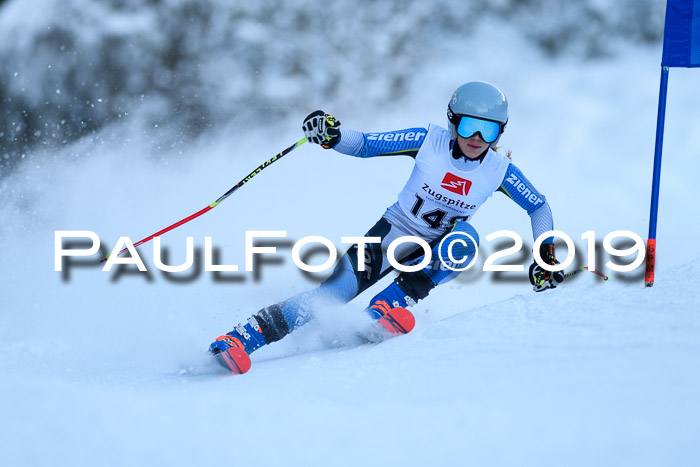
[1,13,700,467]
[1,262,699,467]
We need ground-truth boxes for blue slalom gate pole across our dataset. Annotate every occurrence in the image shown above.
[645,66,670,287]
[645,0,700,286]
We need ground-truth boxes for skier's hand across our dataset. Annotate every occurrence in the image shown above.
[529,243,565,292]
[303,110,341,149]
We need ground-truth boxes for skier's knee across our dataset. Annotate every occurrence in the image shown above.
[440,221,479,262]
[451,221,479,246]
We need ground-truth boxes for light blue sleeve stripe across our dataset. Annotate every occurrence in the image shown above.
[530,201,554,245]
[333,129,365,156]
[500,163,548,214]
[333,127,427,158]
[499,163,554,244]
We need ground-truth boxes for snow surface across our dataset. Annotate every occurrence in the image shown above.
[2,10,700,467]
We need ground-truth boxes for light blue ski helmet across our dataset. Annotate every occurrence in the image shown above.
[447,81,508,147]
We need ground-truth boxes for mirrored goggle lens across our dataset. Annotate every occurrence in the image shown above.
[456,116,501,143]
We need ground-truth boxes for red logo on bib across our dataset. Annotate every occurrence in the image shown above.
[441,173,472,196]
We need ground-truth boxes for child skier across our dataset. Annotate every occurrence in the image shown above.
[209,81,564,373]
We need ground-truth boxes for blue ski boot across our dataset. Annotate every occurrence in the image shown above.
[367,281,416,334]
[209,318,267,374]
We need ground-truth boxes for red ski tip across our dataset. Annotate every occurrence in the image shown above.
[215,347,252,375]
[378,307,415,335]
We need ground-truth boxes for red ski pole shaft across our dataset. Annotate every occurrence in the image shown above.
[101,137,307,262]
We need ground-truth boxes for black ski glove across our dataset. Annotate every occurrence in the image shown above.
[303,110,341,149]
[529,243,565,292]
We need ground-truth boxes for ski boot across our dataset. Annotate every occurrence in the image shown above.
[209,318,267,374]
[367,281,416,335]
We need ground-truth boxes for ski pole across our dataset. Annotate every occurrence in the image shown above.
[101,137,307,263]
[564,267,609,281]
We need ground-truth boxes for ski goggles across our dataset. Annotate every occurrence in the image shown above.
[455,115,502,143]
